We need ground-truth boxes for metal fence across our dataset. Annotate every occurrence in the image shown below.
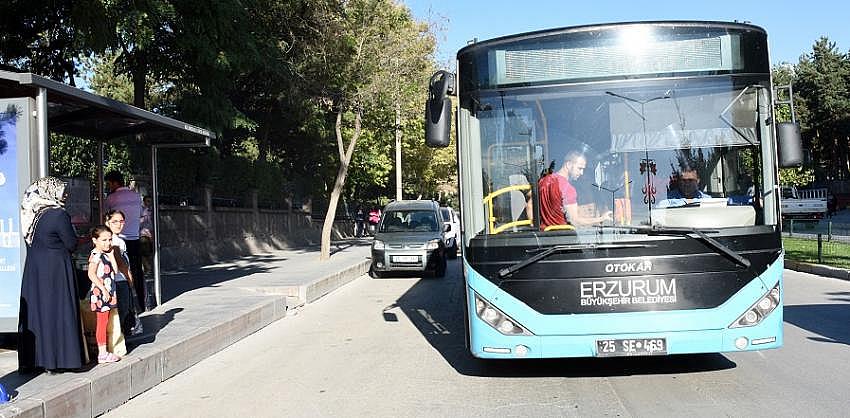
[782,219,850,243]
[782,233,850,269]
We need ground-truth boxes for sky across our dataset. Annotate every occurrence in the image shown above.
[403,0,850,67]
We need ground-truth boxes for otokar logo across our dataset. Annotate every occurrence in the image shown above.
[604,259,653,273]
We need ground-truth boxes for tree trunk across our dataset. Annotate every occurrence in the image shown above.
[320,109,362,260]
[132,53,147,109]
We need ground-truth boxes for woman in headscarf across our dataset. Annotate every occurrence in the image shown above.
[18,176,85,373]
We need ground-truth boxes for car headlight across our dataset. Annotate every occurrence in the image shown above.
[372,240,385,250]
[426,239,440,250]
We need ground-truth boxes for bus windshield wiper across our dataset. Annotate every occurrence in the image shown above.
[601,225,751,268]
[497,243,656,278]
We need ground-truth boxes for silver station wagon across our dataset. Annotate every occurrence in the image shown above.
[370,200,449,278]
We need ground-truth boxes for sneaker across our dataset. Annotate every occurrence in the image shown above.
[97,352,121,364]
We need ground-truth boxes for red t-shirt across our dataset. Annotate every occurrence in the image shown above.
[539,173,576,230]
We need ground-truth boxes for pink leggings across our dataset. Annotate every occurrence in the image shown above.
[96,311,109,346]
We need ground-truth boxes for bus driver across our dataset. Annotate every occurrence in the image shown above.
[538,150,612,230]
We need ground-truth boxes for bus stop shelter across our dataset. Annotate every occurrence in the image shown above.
[0,70,213,331]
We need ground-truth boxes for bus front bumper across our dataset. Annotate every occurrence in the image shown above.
[467,305,783,359]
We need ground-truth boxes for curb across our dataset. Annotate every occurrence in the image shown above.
[785,260,850,281]
[0,260,369,418]
[304,260,371,304]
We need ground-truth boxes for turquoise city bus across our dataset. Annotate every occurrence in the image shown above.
[424,21,803,358]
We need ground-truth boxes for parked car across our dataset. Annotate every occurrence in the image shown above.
[780,186,828,219]
[440,206,460,259]
[371,200,448,278]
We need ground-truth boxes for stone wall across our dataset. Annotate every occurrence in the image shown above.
[157,203,355,269]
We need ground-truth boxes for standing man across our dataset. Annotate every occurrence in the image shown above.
[538,150,611,230]
[104,171,146,311]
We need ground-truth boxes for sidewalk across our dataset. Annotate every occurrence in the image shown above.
[0,239,372,418]
[785,259,850,281]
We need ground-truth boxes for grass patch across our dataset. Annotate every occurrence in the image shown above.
[783,236,850,269]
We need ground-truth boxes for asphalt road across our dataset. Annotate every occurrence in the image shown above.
[106,261,850,417]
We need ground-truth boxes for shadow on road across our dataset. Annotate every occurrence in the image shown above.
[389,259,737,378]
[784,302,850,346]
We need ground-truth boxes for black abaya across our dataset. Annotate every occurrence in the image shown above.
[18,208,84,371]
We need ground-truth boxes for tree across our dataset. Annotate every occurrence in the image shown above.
[304,0,436,260]
[0,0,111,83]
[794,37,850,180]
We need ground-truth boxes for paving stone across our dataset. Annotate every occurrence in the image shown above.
[30,378,90,418]
[0,398,44,418]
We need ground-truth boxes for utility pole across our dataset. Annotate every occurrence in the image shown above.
[395,104,402,201]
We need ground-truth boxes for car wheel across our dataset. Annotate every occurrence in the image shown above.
[369,266,384,278]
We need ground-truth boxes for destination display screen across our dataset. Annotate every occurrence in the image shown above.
[494,33,740,85]
[458,23,769,90]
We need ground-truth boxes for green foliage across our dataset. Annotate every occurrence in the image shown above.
[783,236,850,269]
[779,167,816,187]
[776,37,850,181]
[8,0,449,214]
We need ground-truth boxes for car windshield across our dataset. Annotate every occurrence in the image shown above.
[380,210,440,232]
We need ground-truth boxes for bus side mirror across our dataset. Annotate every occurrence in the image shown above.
[425,70,455,148]
[777,122,803,168]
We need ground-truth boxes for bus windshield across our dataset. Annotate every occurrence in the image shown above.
[460,76,775,240]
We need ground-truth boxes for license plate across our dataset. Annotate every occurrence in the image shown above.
[596,338,667,357]
[392,255,419,263]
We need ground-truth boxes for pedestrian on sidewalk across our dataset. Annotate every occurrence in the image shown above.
[368,207,381,236]
[86,225,122,364]
[139,195,154,275]
[105,210,141,337]
[18,177,86,374]
[104,171,146,311]
[355,206,366,237]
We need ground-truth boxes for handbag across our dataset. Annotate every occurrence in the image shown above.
[128,284,144,336]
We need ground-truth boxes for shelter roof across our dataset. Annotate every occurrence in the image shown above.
[0,70,213,144]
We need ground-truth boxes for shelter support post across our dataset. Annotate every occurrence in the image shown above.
[151,145,162,307]
[36,88,48,177]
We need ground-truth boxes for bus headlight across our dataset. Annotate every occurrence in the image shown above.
[473,293,533,336]
[730,283,781,328]
[426,239,440,250]
[372,240,385,250]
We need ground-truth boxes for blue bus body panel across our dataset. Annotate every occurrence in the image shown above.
[465,255,784,358]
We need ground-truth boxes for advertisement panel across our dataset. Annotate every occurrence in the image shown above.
[0,97,35,332]
[0,103,23,331]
